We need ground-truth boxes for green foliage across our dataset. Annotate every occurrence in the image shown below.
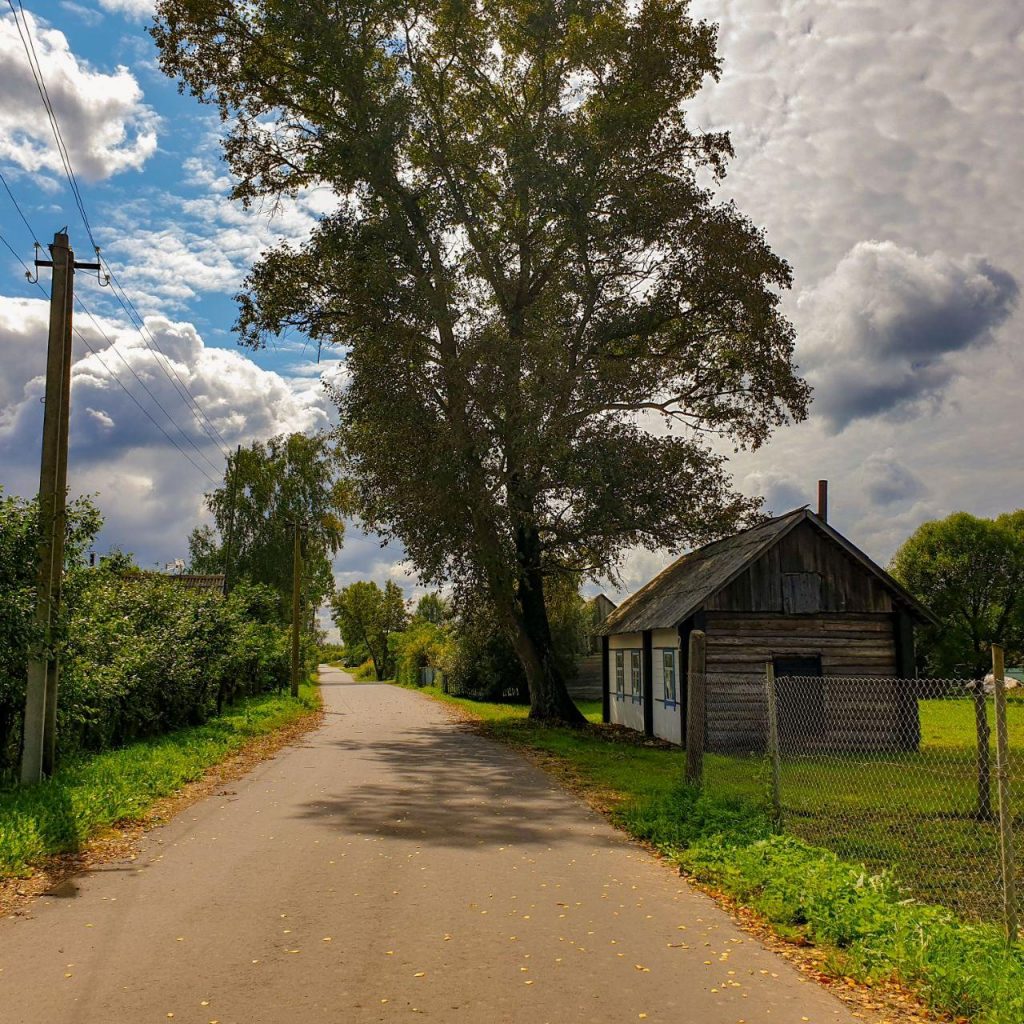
[0,490,102,774]
[188,432,348,620]
[412,592,450,625]
[393,619,453,687]
[0,682,318,876]
[890,510,1024,676]
[330,579,408,680]
[0,484,311,781]
[441,581,591,702]
[153,0,807,720]
[680,834,1024,1023]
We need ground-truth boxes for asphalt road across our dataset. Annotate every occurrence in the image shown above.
[0,667,859,1023]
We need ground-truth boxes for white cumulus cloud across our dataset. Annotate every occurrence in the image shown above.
[0,295,339,563]
[0,8,157,180]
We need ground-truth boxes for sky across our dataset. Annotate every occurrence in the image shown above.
[1,0,1022,615]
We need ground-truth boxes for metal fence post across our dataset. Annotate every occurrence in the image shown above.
[992,644,1018,943]
[765,663,782,828]
[684,630,707,788]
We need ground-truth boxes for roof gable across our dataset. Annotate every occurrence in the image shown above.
[598,509,936,634]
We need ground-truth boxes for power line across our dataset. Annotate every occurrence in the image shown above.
[72,294,226,476]
[5,3,232,459]
[7,0,97,251]
[1,229,222,485]
[0,168,39,244]
[100,262,233,455]
[0,226,34,275]
[5,7,242,482]
[69,321,220,485]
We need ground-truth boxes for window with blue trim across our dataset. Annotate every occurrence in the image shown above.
[662,649,677,706]
[614,650,624,699]
[630,650,642,701]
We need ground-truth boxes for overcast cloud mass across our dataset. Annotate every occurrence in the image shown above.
[1,1,1022,613]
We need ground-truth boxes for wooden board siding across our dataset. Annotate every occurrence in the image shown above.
[706,519,895,616]
[701,611,909,752]
[569,654,604,701]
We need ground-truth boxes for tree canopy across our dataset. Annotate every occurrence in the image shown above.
[890,511,1024,677]
[154,0,808,721]
[188,433,347,619]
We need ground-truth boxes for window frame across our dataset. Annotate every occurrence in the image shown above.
[630,650,642,701]
[614,650,625,699]
[662,649,677,707]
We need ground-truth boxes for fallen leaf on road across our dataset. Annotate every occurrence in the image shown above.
[414,971,426,978]
[634,965,650,972]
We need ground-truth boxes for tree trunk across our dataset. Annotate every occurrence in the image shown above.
[510,527,585,725]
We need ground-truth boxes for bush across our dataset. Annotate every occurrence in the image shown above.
[393,621,453,687]
[0,486,311,782]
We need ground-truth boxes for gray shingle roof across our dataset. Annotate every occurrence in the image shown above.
[596,509,936,635]
[597,511,804,635]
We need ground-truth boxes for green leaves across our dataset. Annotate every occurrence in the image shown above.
[330,579,409,680]
[189,433,347,621]
[153,0,808,717]
[890,510,1024,676]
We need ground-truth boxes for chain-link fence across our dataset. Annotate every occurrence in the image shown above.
[694,670,1022,933]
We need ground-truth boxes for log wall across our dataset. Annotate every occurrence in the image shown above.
[702,611,911,752]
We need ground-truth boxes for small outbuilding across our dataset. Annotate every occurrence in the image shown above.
[595,501,936,753]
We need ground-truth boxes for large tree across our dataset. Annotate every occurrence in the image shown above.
[154,0,809,721]
[890,511,1024,677]
[189,433,347,619]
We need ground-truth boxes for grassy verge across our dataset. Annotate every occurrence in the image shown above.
[398,682,1024,1024]
[0,681,319,877]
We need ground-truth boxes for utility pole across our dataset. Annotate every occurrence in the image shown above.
[222,444,241,595]
[21,231,103,784]
[290,522,304,697]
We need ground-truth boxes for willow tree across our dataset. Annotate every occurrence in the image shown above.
[154,0,809,722]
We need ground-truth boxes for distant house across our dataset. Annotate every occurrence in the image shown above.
[595,506,937,752]
[586,594,618,654]
[166,573,226,595]
[567,594,619,701]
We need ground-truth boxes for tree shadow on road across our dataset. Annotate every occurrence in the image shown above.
[293,726,609,851]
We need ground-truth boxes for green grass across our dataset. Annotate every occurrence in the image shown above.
[702,697,1024,922]
[397,683,1024,1024]
[0,682,319,877]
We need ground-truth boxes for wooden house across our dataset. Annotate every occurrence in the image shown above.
[595,503,936,753]
[568,594,619,701]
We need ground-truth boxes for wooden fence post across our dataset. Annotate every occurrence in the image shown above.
[992,644,1018,943]
[765,662,783,828]
[685,630,707,788]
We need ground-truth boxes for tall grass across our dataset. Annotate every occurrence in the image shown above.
[0,682,318,877]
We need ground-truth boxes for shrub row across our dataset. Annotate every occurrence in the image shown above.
[2,491,317,783]
[1,568,313,782]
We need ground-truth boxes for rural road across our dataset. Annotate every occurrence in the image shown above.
[0,667,859,1023]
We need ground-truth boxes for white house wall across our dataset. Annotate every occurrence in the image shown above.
[607,633,644,733]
